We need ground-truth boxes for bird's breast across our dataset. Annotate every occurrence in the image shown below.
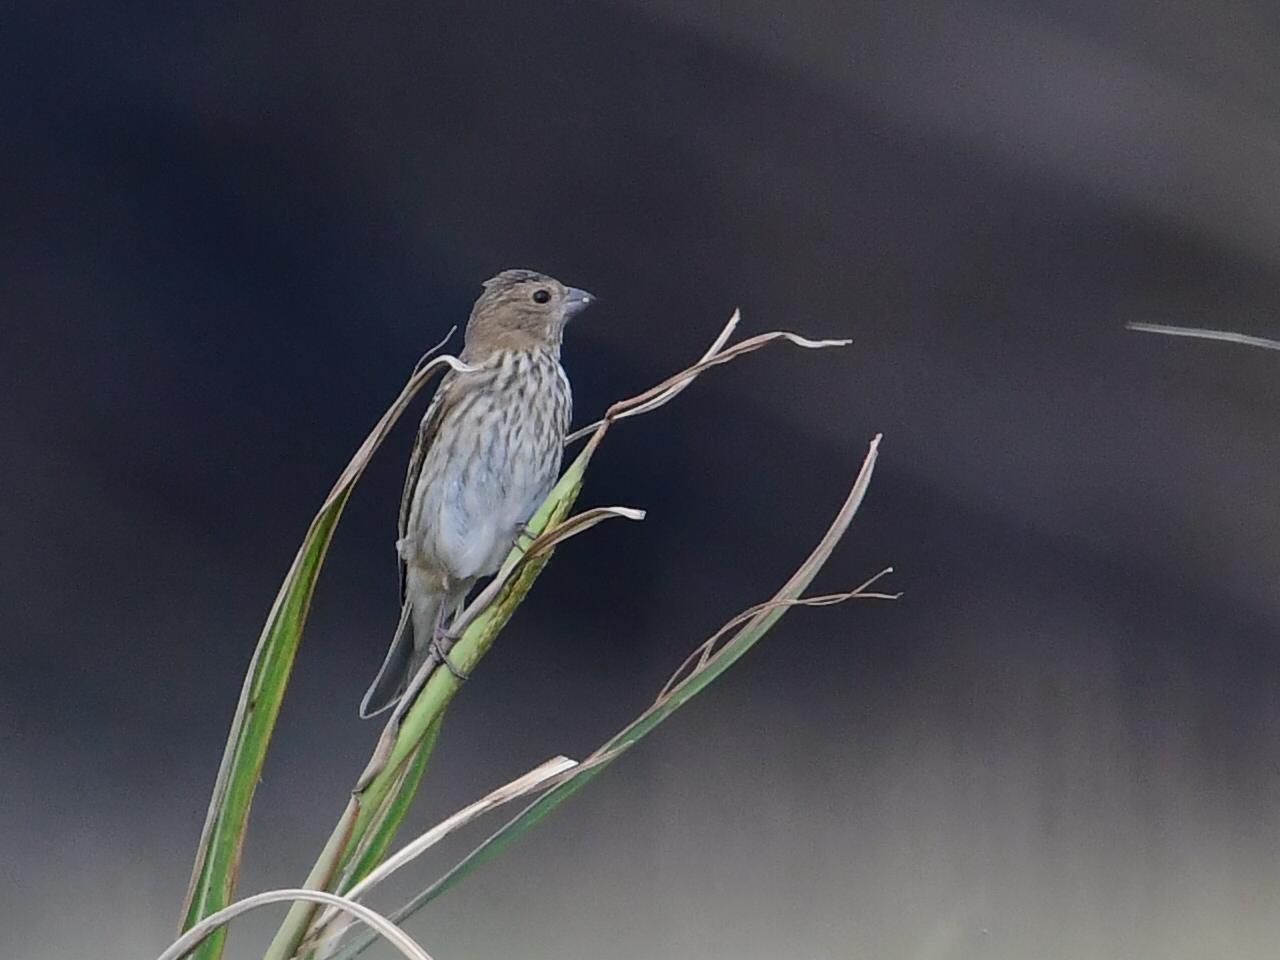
[407,348,571,582]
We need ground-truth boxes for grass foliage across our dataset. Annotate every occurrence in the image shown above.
[166,313,884,960]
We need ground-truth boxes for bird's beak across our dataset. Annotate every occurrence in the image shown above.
[564,286,595,319]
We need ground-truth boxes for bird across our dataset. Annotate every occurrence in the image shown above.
[360,269,594,717]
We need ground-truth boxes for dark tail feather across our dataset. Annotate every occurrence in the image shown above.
[360,602,419,718]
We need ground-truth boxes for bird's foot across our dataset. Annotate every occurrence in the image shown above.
[514,521,539,548]
[429,628,469,682]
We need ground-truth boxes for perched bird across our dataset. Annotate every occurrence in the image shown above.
[360,269,594,717]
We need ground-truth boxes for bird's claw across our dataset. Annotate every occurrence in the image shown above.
[429,629,469,682]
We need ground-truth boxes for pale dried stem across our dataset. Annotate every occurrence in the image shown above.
[156,890,432,960]
[658,567,898,700]
[309,757,578,954]
[1126,322,1280,351]
[568,321,851,445]
[448,506,646,638]
[564,309,742,444]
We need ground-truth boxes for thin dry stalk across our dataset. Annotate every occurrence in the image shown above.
[658,567,900,700]
[563,309,744,443]
[158,890,432,960]
[307,757,578,952]
[1126,321,1280,350]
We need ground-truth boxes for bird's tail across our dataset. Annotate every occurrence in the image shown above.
[360,596,436,719]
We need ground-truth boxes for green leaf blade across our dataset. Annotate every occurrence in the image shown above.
[179,493,348,960]
[179,347,458,959]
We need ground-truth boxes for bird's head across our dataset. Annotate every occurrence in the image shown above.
[464,269,594,355]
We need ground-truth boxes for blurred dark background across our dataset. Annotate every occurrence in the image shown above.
[4,1,1280,958]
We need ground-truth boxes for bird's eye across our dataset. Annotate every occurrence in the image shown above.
[532,288,552,304]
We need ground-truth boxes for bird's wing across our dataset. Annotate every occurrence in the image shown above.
[397,370,458,603]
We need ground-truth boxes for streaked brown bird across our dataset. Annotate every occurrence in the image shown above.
[360,269,594,717]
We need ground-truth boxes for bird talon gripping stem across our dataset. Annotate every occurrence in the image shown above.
[429,632,470,682]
